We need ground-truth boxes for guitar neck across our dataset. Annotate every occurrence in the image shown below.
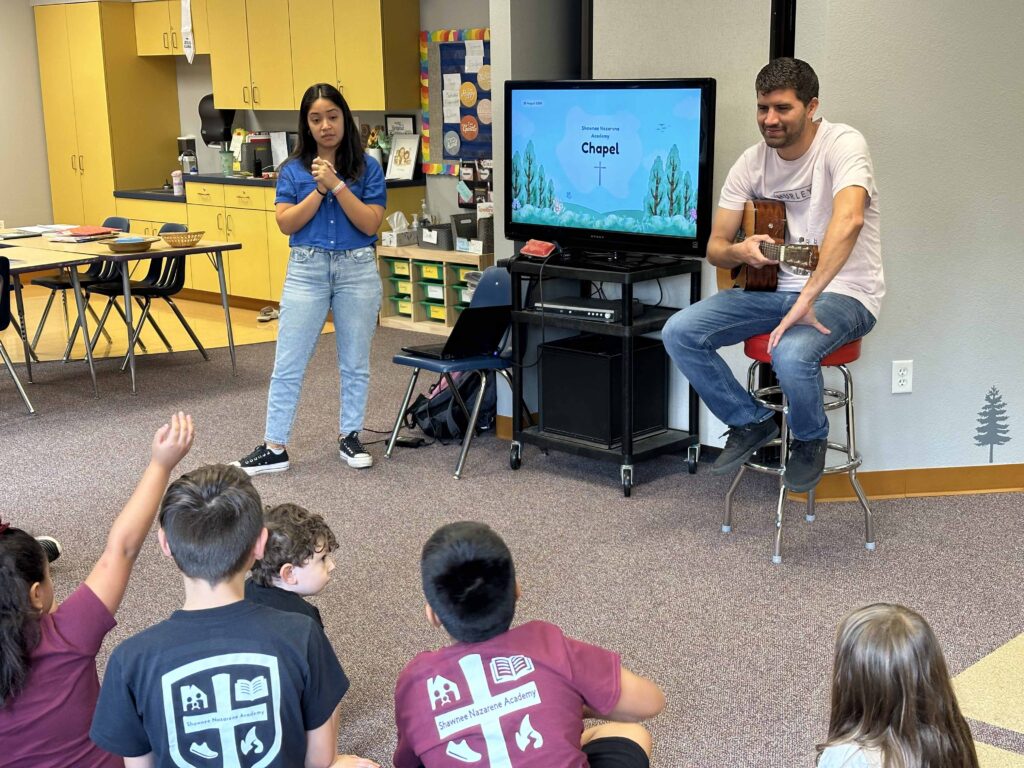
[759,241,783,260]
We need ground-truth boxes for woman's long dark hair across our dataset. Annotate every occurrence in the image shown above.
[0,528,46,707]
[818,603,979,768]
[291,83,365,182]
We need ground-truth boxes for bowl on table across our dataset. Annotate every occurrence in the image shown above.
[105,236,160,254]
[161,230,205,248]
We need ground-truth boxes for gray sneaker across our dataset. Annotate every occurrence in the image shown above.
[712,419,780,476]
[784,438,828,492]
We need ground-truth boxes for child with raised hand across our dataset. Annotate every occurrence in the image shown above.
[0,412,194,767]
[394,520,666,768]
[90,464,377,768]
[817,603,980,768]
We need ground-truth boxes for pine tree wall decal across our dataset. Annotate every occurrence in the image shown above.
[974,385,1011,463]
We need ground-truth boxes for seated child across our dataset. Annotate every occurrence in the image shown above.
[245,502,339,629]
[817,603,979,768]
[0,412,193,768]
[394,521,666,768]
[90,464,375,768]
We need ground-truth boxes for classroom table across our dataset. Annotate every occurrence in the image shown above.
[1,236,242,396]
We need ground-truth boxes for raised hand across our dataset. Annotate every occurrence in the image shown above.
[151,411,194,470]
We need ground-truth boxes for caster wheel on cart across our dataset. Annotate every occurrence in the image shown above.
[686,444,700,474]
[621,466,633,497]
[509,442,522,470]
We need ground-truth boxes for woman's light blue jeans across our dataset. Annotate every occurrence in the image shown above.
[661,290,876,441]
[264,245,382,446]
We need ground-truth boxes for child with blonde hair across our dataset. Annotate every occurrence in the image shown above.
[818,603,979,768]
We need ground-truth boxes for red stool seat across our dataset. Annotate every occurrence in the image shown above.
[743,333,861,366]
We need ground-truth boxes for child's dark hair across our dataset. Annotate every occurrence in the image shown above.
[0,526,46,707]
[292,82,365,181]
[819,603,979,768]
[158,464,264,585]
[421,521,516,643]
[249,503,338,587]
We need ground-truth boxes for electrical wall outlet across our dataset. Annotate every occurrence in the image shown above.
[892,360,913,393]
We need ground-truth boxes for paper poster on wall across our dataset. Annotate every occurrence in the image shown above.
[439,40,492,162]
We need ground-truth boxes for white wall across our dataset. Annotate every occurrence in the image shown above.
[591,0,1024,470]
[1,1,52,227]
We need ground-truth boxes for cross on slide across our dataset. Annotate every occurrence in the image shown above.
[433,654,541,768]
[594,161,606,186]
[182,673,266,768]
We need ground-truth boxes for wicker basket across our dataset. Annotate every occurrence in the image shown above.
[161,230,204,248]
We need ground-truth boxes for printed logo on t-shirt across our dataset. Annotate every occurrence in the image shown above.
[773,185,812,202]
[429,653,544,767]
[161,652,283,768]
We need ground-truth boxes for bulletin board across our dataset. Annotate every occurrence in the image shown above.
[419,28,490,176]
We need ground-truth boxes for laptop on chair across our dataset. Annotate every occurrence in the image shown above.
[401,305,511,360]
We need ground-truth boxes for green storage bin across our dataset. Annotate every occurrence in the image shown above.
[389,276,412,296]
[418,281,445,301]
[414,261,443,282]
[453,264,477,283]
[383,257,410,277]
[389,297,413,316]
[419,301,447,322]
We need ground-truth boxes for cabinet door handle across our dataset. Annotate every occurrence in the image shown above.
[78,155,84,173]
[163,32,169,49]
[171,31,178,50]
[225,214,233,238]
[242,86,249,104]
[71,154,76,171]
[217,212,223,232]
[252,85,260,104]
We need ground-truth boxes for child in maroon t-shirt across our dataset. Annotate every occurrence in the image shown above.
[0,412,193,768]
[394,521,665,768]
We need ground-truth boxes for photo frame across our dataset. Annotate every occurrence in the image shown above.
[386,133,420,180]
[385,114,416,135]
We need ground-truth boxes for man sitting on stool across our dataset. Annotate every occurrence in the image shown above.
[662,57,884,492]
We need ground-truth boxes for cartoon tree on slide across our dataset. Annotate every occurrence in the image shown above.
[545,179,555,208]
[665,146,682,215]
[537,166,546,208]
[645,157,665,216]
[682,170,694,220]
[523,141,538,206]
[511,151,523,206]
[975,385,1011,463]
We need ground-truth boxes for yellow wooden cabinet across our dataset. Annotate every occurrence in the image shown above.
[333,0,420,111]
[135,0,209,56]
[185,203,228,293]
[289,0,337,108]
[35,2,180,226]
[208,0,293,110]
[266,211,290,300]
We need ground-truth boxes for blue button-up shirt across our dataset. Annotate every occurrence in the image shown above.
[275,154,387,250]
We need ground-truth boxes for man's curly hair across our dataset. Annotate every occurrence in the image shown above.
[249,503,338,586]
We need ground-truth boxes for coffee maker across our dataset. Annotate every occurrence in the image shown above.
[178,136,198,174]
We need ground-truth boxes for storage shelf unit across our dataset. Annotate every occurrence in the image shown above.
[377,245,494,337]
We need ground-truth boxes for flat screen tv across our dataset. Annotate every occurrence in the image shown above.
[504,78,716,257]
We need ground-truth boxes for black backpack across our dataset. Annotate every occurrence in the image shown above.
[405,371,497,442]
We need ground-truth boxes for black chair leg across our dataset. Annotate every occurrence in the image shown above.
[164,297,209,360]
[386,368,421,458]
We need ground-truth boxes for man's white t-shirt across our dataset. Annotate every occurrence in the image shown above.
[719,118,885,318]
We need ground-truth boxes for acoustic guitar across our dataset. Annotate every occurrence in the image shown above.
[715,200,820,291]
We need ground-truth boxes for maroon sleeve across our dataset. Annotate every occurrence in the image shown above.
[48,582,117,656]
[561,629,622,716]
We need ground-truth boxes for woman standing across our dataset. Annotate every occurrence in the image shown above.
[234,84,386,474]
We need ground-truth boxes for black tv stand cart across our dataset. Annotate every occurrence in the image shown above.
[509,251,703,496]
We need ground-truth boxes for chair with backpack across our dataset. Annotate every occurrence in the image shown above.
[385,265,521,479]
[0,256,35,414]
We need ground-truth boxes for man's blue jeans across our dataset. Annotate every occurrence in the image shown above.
[265,245,382,446]
[661,290,876,441]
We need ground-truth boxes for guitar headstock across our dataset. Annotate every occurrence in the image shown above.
[780,241,819,274]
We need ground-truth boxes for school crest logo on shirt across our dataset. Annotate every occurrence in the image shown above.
[161,653,283,768]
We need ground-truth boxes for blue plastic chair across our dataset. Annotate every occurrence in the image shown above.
[385,266,515,479]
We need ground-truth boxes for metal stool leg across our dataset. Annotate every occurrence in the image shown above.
[385,368,420,458]
[772,478,786,564]
[805,488,816,522]
[723,465,746,533]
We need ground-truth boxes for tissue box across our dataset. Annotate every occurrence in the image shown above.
[381,229,417,247]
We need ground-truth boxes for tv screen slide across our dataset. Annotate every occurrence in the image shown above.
[509,85,705,243]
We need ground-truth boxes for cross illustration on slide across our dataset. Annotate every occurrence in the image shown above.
[181,673,267,768]
[594,161,606,186]
[433,654,543,767]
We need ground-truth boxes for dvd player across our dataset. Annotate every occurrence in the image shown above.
[532,296,645,322]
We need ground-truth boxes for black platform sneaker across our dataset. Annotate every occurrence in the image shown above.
[231,444,290,476]
[339,432,372,468]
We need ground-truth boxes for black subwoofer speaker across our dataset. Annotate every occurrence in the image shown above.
[538,334,667,447]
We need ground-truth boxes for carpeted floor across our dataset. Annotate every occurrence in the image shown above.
[4,327,1023,767]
